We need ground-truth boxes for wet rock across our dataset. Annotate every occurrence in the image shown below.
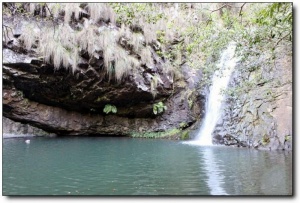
[3,117,56,138]
[212,44,292,150]
[181,64,202,89]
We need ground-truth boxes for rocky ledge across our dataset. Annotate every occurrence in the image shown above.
[3,33,203,138]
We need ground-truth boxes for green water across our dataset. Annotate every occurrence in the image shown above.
[2,137,292,195]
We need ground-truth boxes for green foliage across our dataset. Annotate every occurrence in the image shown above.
[261,134,270,146]
[3,3,30,16]
[256,3,292,26]
[153,101,167,115]
[183,13,235,88]
[285,135,291,142]
[111,3,165,26]
[103,104,117,114]
[180,131,190,140]
[255,3,292,47]
[156,30,166,44]
[131,128,181,139]
[4,3,292,94]
[188,99,194,109]
[131,128,191,140]
[209,3,293,100]
[179,122,188,129]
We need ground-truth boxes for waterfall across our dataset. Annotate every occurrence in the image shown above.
[194,42,237,145]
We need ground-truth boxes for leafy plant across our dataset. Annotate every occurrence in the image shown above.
[285,135,291,142]
[261,134,270,146]
[103,104,117,114]
[130,128,180,139]
[179,122,188,129]
[180,131,189,140]
[188,99,193,109]
[153,101,167,115]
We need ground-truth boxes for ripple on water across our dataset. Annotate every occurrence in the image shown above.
[2,137,293,195]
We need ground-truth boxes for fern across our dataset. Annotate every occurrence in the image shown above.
[103,104,117,114]
[153,101,167,115]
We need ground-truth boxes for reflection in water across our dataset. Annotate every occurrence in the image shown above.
[195,146,292,195]
[200,147,228,195]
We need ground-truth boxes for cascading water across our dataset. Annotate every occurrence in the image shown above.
[193,42,237,146]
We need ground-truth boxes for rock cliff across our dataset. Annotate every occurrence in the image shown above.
[212,45,292,150]
[3,13,203,138]
[3,3,292,150]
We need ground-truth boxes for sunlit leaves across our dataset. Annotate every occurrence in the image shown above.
[103,104,117,114]
[153,102,167,115]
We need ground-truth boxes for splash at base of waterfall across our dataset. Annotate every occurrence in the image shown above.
[187,42,237,146]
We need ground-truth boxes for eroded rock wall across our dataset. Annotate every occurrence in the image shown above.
[3,15,203,138]
[3,117,56,138]
[213,46,292,150]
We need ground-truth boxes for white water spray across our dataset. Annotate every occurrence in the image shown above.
[194,42,237,145]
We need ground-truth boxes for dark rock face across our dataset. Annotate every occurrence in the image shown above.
[3,60,158,117]
[3,117,56,138]
[3,17,203,137]
[212,46,292,150]
[3,54,202,136]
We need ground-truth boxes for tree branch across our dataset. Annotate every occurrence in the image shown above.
[44,3,53,17]
[275,32,291,46]
[208,4,229,14]
[239,3,246,16]
[44,3,57,37]
[239,3,246,25]
[204,4,230,27]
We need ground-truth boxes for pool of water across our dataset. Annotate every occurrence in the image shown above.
[2,137,292,195]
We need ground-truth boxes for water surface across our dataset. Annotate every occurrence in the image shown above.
[3,137,292,195]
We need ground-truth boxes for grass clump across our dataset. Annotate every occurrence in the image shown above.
[19,23,40,50]
[153,101,167,115]
[180,131,190,140]
[15,2,179,89]
[130,128,181,139]
[261,134,270,146]
[87,3,116,24]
